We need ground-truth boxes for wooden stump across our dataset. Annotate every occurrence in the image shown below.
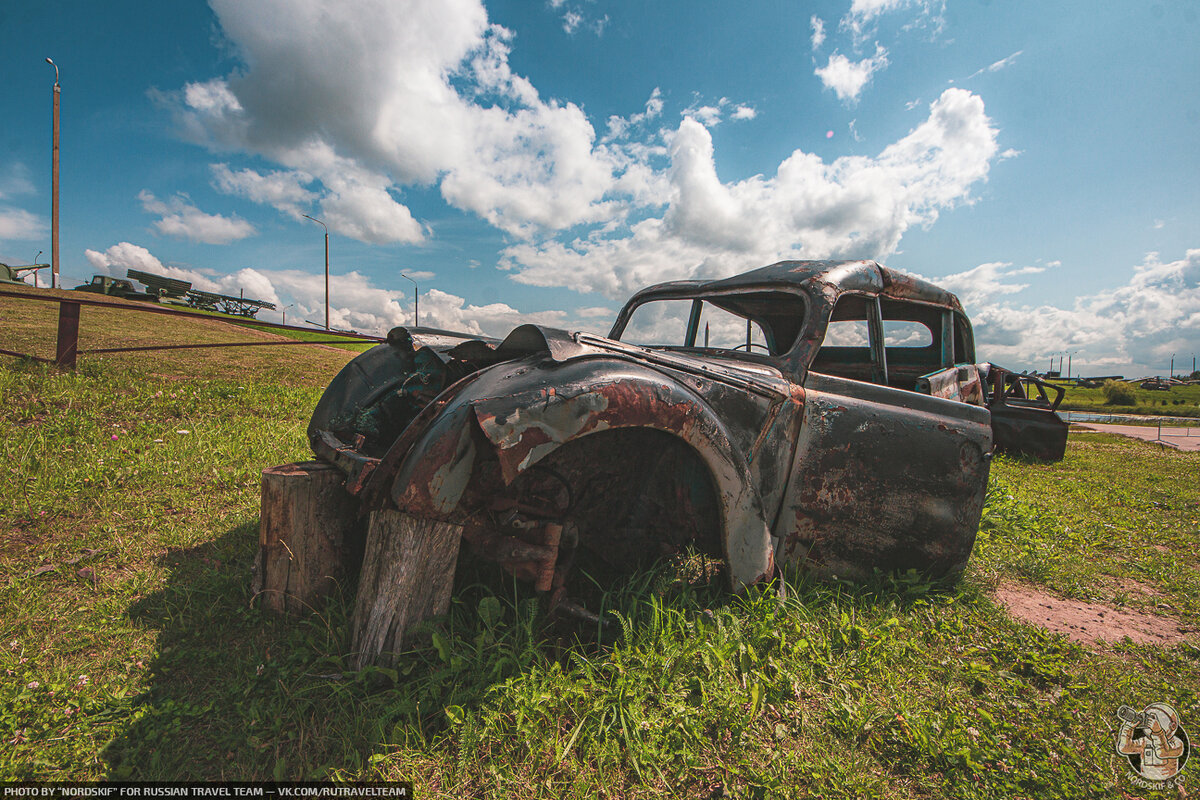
[255,461,360,615]
[351,510,462,668]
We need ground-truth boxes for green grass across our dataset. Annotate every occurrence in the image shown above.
[235,322,377,353]
[1053,380,1200,418]
[2,356,1198,797]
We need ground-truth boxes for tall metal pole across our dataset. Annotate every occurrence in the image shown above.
[301,214,329,330]
[33,251,42,288]
[400,272,418,327]
[46,59,60,290]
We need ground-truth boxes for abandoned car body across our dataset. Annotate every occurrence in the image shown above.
[307,260,1066,604]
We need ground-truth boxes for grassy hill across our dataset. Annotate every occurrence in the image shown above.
[1,284,369,380]
[2,301,1198,797]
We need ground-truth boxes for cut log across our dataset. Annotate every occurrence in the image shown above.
[255,461,360,615]
[352,510,462,668]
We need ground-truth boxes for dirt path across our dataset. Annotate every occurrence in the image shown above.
[994,583,1191,646]
[1074,423,1200,451]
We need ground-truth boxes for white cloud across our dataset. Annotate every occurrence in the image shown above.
[167,0,621,242]
[138,191,256,244]
[968,50,1024,80]
[688,105,724,128]
[815,45,889,103]
[80,240,573,339]
[0,164,36,201]
[841,0,944,43]
[604,88,663,142]
[503,88,1000,298]
[682,96,759,128]
[211,163,317,219]
[810,16,826,51]
[934,261,1046,307]
[944,249,1200,376]
[0,208,46,241]
[550,3,607,36]
[0,164,44,242]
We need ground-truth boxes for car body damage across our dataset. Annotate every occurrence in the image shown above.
[307,260,1067,603]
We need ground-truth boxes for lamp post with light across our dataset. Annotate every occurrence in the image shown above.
[33,251,42,288]
[400,272,419,327]
[282,303,294,326]
[301,214,330,330]
[45,58,60,289]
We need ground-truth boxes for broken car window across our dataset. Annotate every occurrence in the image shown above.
[616,291,806,356]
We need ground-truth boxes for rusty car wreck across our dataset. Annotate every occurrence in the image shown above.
[305,260,1067,615]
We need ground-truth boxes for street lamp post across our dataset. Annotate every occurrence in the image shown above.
[301,214,329,330]
[46,58,59,289]
[282,303,294,326]
[33,250,42,288]
[400,272,419,327]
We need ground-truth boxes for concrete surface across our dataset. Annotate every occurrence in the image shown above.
[1074,423,1200,451]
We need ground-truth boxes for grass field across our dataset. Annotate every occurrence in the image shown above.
[2,304,1198,797]
[1054,380,1200,419]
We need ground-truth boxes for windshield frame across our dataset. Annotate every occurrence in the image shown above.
[608,284,812,365]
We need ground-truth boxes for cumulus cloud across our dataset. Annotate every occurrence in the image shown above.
[946,249,1200,376]
[810,16,826,51]
[682,97,758,128]
[138,191,256,244]
[0,208,46,241]
[211,163,317,219]
[815,45,890,103]
[935,261,1046,307]
[167,0,620,242]
[502,88,999,298]
[80,241,572,338]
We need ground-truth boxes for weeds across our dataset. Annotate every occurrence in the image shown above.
[2,355,1198,797]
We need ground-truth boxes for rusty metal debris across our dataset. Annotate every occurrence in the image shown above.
[306,259,1069,608]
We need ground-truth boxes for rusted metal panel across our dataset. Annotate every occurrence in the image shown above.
[986,367,1069,461]
[778,372,991,582]
[302,258,1066,616]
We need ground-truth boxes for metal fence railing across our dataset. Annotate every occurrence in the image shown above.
[0,287,383,368]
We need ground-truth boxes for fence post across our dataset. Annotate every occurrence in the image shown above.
[55,300,80,368]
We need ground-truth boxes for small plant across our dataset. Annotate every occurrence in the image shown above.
[1101,379,1137,405]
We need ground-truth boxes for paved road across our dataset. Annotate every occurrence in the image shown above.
[1074,423,1200,451]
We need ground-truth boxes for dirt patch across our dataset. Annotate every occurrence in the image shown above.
[994,582,1189,646]
[1101,576,1166,600]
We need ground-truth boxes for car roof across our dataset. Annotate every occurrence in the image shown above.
[629,259,964,313]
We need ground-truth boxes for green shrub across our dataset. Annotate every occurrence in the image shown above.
[1101,380,1137,405]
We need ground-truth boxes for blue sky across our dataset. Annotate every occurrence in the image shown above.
[2,0,1198,376]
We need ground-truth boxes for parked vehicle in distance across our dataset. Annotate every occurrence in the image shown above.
[72,275,158,301]
[306,260,1067,608]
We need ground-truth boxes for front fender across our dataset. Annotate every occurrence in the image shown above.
[390,356,776,589]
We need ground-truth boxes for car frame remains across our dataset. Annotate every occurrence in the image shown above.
[268,260,1067,646]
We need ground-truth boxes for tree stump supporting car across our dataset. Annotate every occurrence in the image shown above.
[351,510,462,668]
[255,461,359,615]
